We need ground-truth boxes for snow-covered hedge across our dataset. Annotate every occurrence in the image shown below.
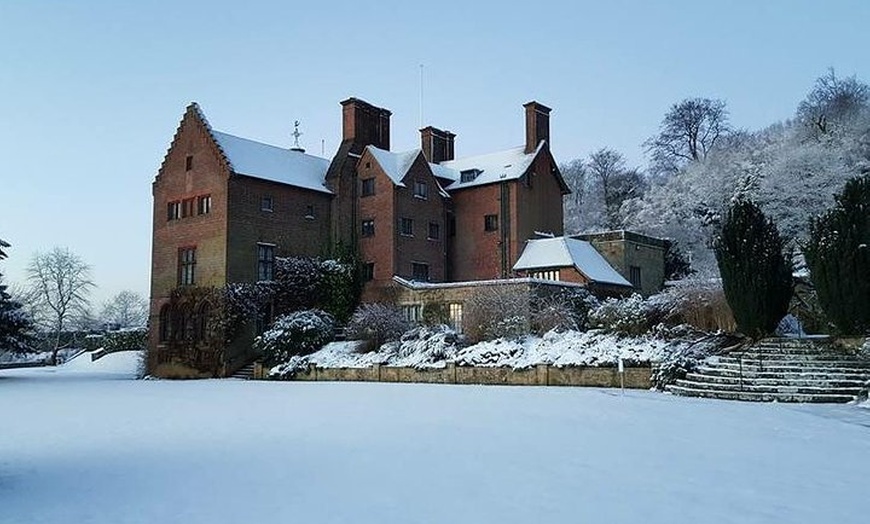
[103,328,147,352]
[256,310,335,367]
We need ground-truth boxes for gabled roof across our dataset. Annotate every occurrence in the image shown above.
[513,236,632,287]
[365,146,450,197]
[365,146,421,187]
[210,130,331,194]
[434,141,546,190]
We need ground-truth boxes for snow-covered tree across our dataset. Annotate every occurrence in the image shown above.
[101,290,148,329]
[714,199,792,339]
[0,239,34,354]
[797,68,869,140]
[645,97,731,175]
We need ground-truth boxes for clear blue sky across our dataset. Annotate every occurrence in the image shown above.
[1,0,869,304]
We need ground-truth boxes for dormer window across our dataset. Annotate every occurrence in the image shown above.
[413,181,428,199]
[460,169,481,183]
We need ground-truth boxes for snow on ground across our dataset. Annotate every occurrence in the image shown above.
[2,358,870,523]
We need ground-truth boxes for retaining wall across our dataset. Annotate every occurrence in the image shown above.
[254,362,651,389]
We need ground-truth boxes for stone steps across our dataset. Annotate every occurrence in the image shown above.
[230,363,255,380]
[667,337,870,403]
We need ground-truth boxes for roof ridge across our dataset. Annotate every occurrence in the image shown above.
[187,102,235,174]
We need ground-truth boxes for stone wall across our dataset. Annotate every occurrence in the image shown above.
[254,362,651,389]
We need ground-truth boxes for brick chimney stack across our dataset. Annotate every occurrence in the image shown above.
[523,101,551,154]
[420,126,456,163]
[340,97,391,150]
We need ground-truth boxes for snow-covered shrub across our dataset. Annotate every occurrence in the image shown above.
[103,328,147,352]
[256,310,335,367]
[272,257,323,314]
[650,331,740,390]
[386,325,465,367]
[652,279,736,332]
[464,283,530,342]
[531,287,598,335]
[346,303,410,350]
[83,333,104,351]
[589,294,662,336]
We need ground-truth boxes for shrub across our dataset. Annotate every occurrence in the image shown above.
[805,174,870,335]
[464,283,530,342]
[589,294,661,336]
[103,328,147,352]
[319,258,361,323]
[714,198,793,339]
[651,278,736,333]
[346,303,410,350]
[531,287,598,335]
[255,310,335,367]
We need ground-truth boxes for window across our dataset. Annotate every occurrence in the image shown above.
[449,303,463,332]
[362,262,375,282]
[428,222,441,240]
[411,262,429,281]
[181,198,195,218]
[195,303,210,341]
[197,195,211,215]
[305,205,315,219]
[532,270,560,281]
[449,217,456,237]
[167,201,181,221]
[159,305,171,342]
[361,178,375,197]
[257,244,276,281]
[178,247,196,286]
[401,304,423,323]
[484,214,498,232]
[361,219,375,237]
[413,181,429,199]
[185,155,193,171]
[261,196,273,212]
[629,266,642,288]
[460,169,480,183]
[400,217,414,237]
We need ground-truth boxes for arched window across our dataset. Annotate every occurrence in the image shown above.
[159,305,171,342]
[196,303,210,341]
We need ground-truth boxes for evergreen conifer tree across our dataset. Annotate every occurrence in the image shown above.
[804,175,870,334]
[0,239,34,353]
[714,199,793,339]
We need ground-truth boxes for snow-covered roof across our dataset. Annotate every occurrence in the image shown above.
[365,146,421,187]
[211,130,332,194]
[436,142,545,190]
[513,237,632,287]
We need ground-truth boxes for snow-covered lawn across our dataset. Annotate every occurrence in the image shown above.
[2,352,870,524]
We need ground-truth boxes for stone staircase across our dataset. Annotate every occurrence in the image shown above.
[667,338,870,403]
[230,362,256,380]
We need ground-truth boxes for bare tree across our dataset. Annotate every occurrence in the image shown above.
[101,290,148,329]
[797,68,869,138]
[27,247,95,364]
[645,97,730,174]
[561,158,587,233]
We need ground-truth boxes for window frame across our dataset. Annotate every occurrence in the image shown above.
[167,201,181,221]
[484,214,499,232]
[361,178,375,197]
[261,196,274,212]
[362,262,375,282]
[178,247,196,286]
[428,222,441,241]
[197,195,212,215]
[413,180,429,200]
[400,217,414,237]
[257,243,276,281]
[411,262,429,282]
[361,219,375,238]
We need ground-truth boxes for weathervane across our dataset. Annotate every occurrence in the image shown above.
[291,120,303,151]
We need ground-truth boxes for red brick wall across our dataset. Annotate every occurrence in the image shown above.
[226,176,332,282]
[512,150,565,256]
[449,183,504,281]
[357,149,396,301]
[149,109,230,351]
[393,154,448,282]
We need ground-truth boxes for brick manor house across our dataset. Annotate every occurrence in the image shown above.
[149,97,664,376]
